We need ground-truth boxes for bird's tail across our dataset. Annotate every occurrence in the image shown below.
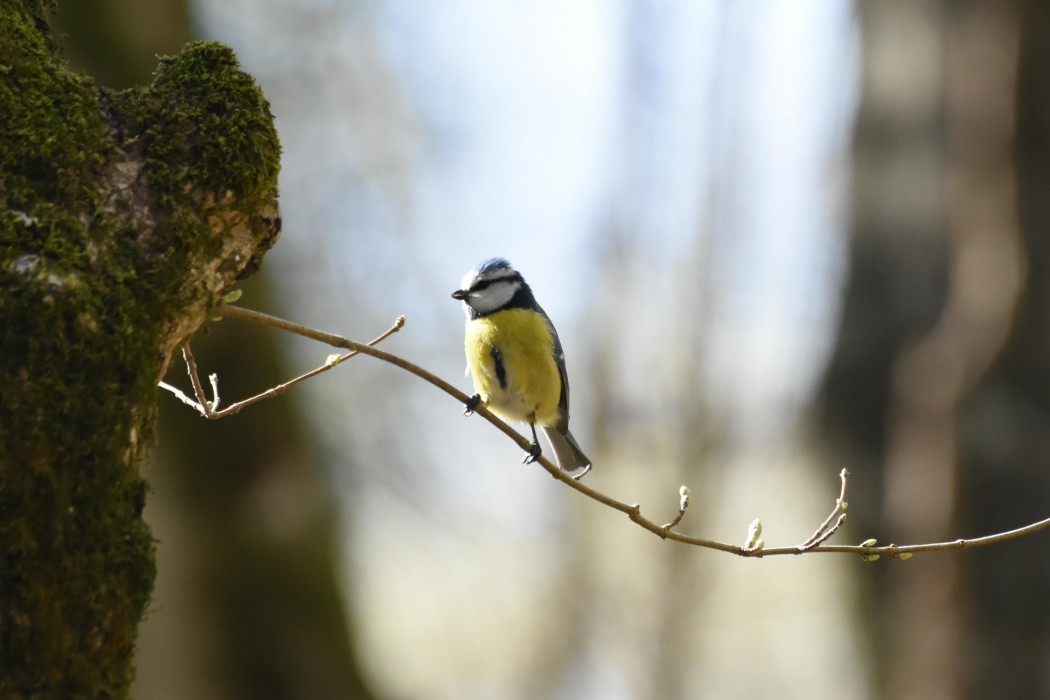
[542,426,592,479]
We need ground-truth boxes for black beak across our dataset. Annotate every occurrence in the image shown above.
[451,289,467,300]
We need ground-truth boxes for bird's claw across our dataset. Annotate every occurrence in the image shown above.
[463,394,482,416]
[522,442,542,464]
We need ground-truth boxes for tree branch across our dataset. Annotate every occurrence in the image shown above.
[159,314,405,419]
[161,305,1050,559]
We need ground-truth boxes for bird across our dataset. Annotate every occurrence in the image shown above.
[451,257,592,478]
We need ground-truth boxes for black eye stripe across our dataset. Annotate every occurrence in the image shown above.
[470,271,522,292]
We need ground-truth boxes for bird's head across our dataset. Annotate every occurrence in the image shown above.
[451,257,527,318]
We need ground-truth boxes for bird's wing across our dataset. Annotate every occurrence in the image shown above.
[542,311,572,436]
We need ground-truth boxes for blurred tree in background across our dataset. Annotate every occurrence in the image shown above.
[820,2,1049,699]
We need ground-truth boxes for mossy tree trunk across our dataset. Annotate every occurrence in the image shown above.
[0,2,281,696]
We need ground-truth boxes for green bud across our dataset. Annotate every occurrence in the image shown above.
[744,519,763,550]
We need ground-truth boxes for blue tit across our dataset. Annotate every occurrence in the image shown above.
[451,257,592,478]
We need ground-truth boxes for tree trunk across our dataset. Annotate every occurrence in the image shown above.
[820,2,1031,698]
[966,2,1050,697]
[0,2,281,696]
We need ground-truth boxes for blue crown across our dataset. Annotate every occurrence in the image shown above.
[475,257,513,275]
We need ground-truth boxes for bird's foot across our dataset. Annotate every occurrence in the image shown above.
[463,394,482,416]
[522,441,542,464]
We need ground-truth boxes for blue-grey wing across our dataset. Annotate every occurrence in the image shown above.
[541,309,571,435]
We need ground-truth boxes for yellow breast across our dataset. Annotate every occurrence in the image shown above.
[464,308,562,427]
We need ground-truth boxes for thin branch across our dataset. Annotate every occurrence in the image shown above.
[158,311,405,419]
[809,513,848,551]
[208,373,221,410]
[157,380,206,414]
[168,305,1050,559]
[660,486,691,532]
[799,468,850,551]
[183,343,211,410]
[217,306,453,395]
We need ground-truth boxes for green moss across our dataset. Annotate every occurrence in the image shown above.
[0,4,110,258]
[104,40,282,312]
[137,41,280,201]
[0,255,158,697]
[0,5,281,698]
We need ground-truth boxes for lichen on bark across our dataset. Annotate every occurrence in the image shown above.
[0,2,281,696]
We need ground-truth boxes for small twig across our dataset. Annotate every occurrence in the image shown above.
[218,304,405,349]
[807,513,847,550]
[158,309,405,419]
[193,349,338,419]
[183,344,211,410]
[799,468,850,551]
[660,486,691,532]
[208,373,221,410]
[157,380,207,415]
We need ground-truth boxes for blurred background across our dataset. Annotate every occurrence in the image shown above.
[53,1,1050,698]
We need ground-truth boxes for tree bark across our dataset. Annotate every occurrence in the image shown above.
[0,2,281,696]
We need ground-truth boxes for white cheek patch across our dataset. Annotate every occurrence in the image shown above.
[468,279,519,315]
[468,294,499,316]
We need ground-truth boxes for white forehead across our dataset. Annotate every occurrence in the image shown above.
[459,268,479,290]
